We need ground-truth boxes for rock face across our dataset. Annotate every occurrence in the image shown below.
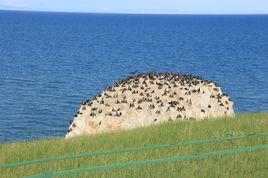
[65,72,234,139]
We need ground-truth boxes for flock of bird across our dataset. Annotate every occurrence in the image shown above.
[67,72,233,136]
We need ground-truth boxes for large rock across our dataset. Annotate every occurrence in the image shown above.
[66,72,234,138]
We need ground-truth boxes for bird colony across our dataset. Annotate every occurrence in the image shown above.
[66,72,234,138]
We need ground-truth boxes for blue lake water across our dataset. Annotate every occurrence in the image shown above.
[0,11,267,142]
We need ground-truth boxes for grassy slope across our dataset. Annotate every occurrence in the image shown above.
[0,112,268,178]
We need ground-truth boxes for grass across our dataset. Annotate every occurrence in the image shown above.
[0,112,267,178]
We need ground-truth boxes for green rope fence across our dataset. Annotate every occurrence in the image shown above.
[25,143,268,178]
[1,132,267,169]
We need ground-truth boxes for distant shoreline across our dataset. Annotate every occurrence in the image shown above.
[1,9,268,16]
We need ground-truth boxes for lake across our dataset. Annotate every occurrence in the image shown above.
[0,11,267,141]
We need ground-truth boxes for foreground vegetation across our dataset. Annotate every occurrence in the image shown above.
[0,112,267,178]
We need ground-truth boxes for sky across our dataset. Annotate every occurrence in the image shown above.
[0,0,268,14]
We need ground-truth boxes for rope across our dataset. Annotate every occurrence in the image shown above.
[25,143,268,178]
[1,132,267,169]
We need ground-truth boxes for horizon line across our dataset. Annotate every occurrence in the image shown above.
[1,9,268,15]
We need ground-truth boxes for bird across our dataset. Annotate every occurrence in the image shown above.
[90,112,96,117]
[149,104,155,109]
[176,114,182,118]
[137,106,142,110]
[129,70,138,75]
[129,103,135,108]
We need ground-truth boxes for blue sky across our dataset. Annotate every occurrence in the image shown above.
[0,0,268,14]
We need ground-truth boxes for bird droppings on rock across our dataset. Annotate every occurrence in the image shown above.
[65,72,235,139]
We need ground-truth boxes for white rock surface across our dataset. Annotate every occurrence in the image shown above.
[65,73,235,139]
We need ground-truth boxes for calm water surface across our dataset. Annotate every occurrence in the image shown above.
[0,11,267,141]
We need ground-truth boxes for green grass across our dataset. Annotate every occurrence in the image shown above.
[0,112,268,178]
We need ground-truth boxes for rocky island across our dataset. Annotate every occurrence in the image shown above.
[66,72,234,139]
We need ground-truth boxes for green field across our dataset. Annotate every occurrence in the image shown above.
[0,112,267,178]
